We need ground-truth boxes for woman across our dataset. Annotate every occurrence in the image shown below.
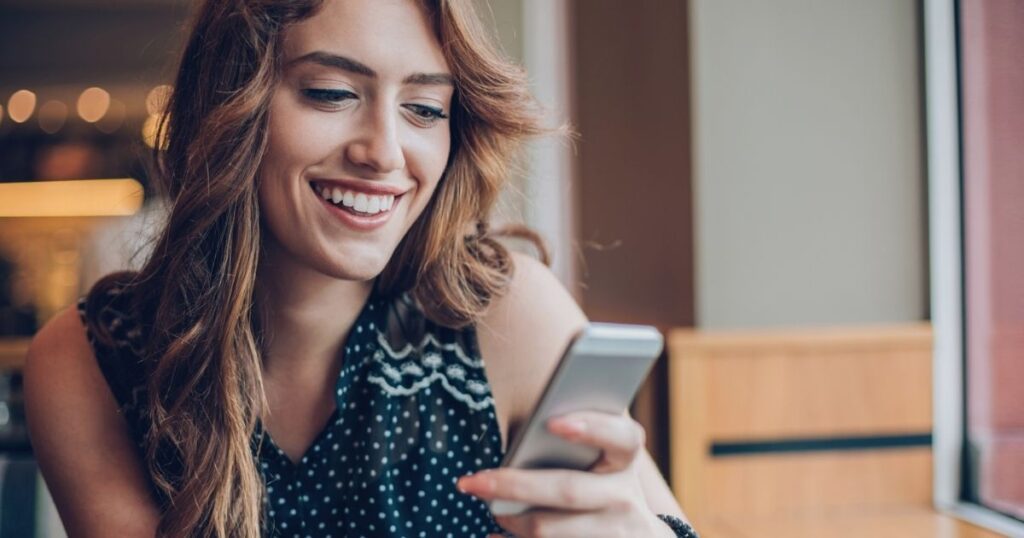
[24,0,695,536]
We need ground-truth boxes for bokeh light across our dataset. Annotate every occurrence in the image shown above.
[145,85,173,116]
[141,113,169,149]
[8,90,37,123]
[77,86,111,123]
[38,100,69,134]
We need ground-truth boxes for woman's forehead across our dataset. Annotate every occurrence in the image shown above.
[281,0,449,78]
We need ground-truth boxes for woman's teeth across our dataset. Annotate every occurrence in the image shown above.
[315,183,396,215]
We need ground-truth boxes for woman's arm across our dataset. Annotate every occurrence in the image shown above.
[634,419,687,518]
[24,306,160,537]
[474,252,688,536]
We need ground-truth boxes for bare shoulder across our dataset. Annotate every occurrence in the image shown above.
[478,251,587,347]
[476,252,588,443]
[24,306,108,429]
[24,305,159,536]
[25,304,100,396]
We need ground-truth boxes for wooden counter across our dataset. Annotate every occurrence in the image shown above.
[667,324,1009,536]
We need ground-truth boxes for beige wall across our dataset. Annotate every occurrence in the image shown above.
[691,0,927,328]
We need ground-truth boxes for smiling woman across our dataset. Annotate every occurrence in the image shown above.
[22,1,691,537]
[258,0,459,284]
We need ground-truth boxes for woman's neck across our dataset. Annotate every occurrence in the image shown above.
[254,237,374,381]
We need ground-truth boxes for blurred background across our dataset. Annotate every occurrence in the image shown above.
[0,0,1020,536]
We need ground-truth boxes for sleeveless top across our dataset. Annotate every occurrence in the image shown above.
[76,281,507,537]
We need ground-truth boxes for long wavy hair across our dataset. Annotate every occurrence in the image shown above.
[85,0,547,535]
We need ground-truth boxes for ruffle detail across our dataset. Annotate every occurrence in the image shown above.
[366,330,494,411]
[77,283,148,414]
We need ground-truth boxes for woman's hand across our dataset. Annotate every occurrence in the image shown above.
[456,411,674,538]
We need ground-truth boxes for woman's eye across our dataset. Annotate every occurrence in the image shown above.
[301,88,357,104]
[403,104,449,125]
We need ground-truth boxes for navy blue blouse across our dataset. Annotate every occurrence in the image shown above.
[77,281,506,537]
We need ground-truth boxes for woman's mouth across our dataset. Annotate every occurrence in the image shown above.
[310,181,398,216]
[309,180,405,232]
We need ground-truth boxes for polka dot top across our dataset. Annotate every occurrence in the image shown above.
[77,280,507,537]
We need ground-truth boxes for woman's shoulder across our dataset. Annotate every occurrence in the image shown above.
[25,269,140,409]
[477,251,587,339]
[475,251,588,426]
[49,273,150,418]
[24,303,162,535]
[26,270,136,389]
[25,303,98,383]
[24,302,128,456]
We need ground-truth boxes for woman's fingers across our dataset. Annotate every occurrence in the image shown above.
[459,411,649,533]
[546,411,646,472]
[457,468,628,511]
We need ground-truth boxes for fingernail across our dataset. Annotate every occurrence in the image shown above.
[457,472,494,495]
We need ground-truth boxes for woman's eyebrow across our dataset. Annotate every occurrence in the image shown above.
[404,72,454,87]
[288,51,454,86]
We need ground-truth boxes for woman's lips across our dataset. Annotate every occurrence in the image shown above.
[310,181,401,232]
[310,178,407,196]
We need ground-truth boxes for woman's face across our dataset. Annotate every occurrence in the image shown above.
[258,0,453,281]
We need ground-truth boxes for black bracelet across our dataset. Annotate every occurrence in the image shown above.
[656,514,699,538]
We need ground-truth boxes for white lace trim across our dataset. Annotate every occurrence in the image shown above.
[375,331,483,368]
[368,329,493,409]
[367,371,494,411]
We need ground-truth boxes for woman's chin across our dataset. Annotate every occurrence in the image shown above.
[317,249,392,282]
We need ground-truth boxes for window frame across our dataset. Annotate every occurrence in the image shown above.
[927,0,1024,533]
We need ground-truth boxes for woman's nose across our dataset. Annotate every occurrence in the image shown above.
[345,109,406,175]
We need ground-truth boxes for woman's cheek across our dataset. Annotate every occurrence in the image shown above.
[265,89,338,163]
[275,110,339,166]
[410,129,452,188]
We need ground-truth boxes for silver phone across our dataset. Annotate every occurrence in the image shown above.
[488,322,664,516]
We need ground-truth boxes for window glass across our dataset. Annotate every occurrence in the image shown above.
[960,0,1024,521]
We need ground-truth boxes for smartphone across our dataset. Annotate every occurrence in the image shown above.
[488,322,664,516]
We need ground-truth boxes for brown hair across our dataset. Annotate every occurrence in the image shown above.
[86,0,547,536]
